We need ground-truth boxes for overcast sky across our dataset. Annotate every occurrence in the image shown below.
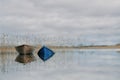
[0,0,120,44]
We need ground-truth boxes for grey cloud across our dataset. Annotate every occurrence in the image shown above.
[29,0,120,16]
[0,0,120,38]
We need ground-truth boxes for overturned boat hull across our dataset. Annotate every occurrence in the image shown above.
[15,44,35,55]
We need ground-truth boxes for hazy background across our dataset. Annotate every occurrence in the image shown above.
[0,0,120,46]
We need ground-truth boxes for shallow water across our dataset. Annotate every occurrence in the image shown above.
[0,49,120,80]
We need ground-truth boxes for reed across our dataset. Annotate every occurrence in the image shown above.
[1,33,120,53]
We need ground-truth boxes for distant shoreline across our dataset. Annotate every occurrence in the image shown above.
[49,45,120,49]
[0,45,120,52]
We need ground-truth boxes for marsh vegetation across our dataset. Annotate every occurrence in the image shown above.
[0,33,120,52]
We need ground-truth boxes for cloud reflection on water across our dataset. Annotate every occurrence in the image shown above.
[0,50,120,80]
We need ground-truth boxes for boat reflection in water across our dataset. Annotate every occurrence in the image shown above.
[15,54,36,64]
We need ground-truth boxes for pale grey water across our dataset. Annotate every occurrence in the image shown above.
[0,49,120,80]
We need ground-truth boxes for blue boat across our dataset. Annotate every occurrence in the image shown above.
[37,46,55,61]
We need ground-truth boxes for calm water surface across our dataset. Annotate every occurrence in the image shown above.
[0,49,120,80]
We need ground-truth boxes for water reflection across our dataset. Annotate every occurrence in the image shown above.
[0,51,7,72]
[0,51,16,73]
[117,51,120,53]
[0,49,120,80]
[15,54,36,64]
